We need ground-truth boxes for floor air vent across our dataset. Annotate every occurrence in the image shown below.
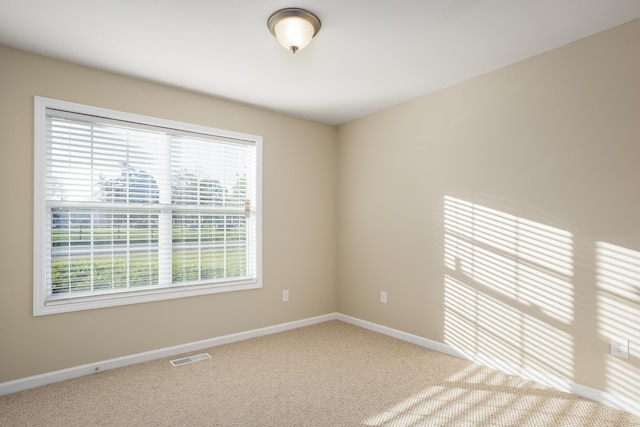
[170,352,211,367]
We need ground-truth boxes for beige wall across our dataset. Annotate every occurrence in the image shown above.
[338,19,640,405]
[0,46,338,382]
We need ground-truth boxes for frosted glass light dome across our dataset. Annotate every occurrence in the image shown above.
[268,8,321,54]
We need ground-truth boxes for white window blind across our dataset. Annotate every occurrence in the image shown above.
[34,97,262,315]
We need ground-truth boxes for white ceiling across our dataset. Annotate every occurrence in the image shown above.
[1,1,639,125]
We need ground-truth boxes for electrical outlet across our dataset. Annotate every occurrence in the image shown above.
[611,337,629,359]
[380,291,387,304]
[282,290,289,302]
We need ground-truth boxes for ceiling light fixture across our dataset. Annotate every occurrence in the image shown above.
[267,8,321,54]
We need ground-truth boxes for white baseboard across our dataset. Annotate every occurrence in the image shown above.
[337,314,640,417]
[2,312,638,417]
[0,312,338,396]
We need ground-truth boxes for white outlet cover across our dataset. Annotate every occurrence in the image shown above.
[611,337,629,359]
[380,291,387,304]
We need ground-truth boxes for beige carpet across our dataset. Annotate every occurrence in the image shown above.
[1,320,639,426]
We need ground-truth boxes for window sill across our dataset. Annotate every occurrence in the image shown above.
[34,280,261,316]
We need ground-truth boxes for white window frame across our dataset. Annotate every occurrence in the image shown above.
[34,96,262,316]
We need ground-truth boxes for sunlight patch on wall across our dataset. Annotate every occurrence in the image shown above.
[443,196,574,381]
[444,276,574,381]
[596,241,640,407]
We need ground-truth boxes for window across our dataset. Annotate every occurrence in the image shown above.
[34,97,262,315]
